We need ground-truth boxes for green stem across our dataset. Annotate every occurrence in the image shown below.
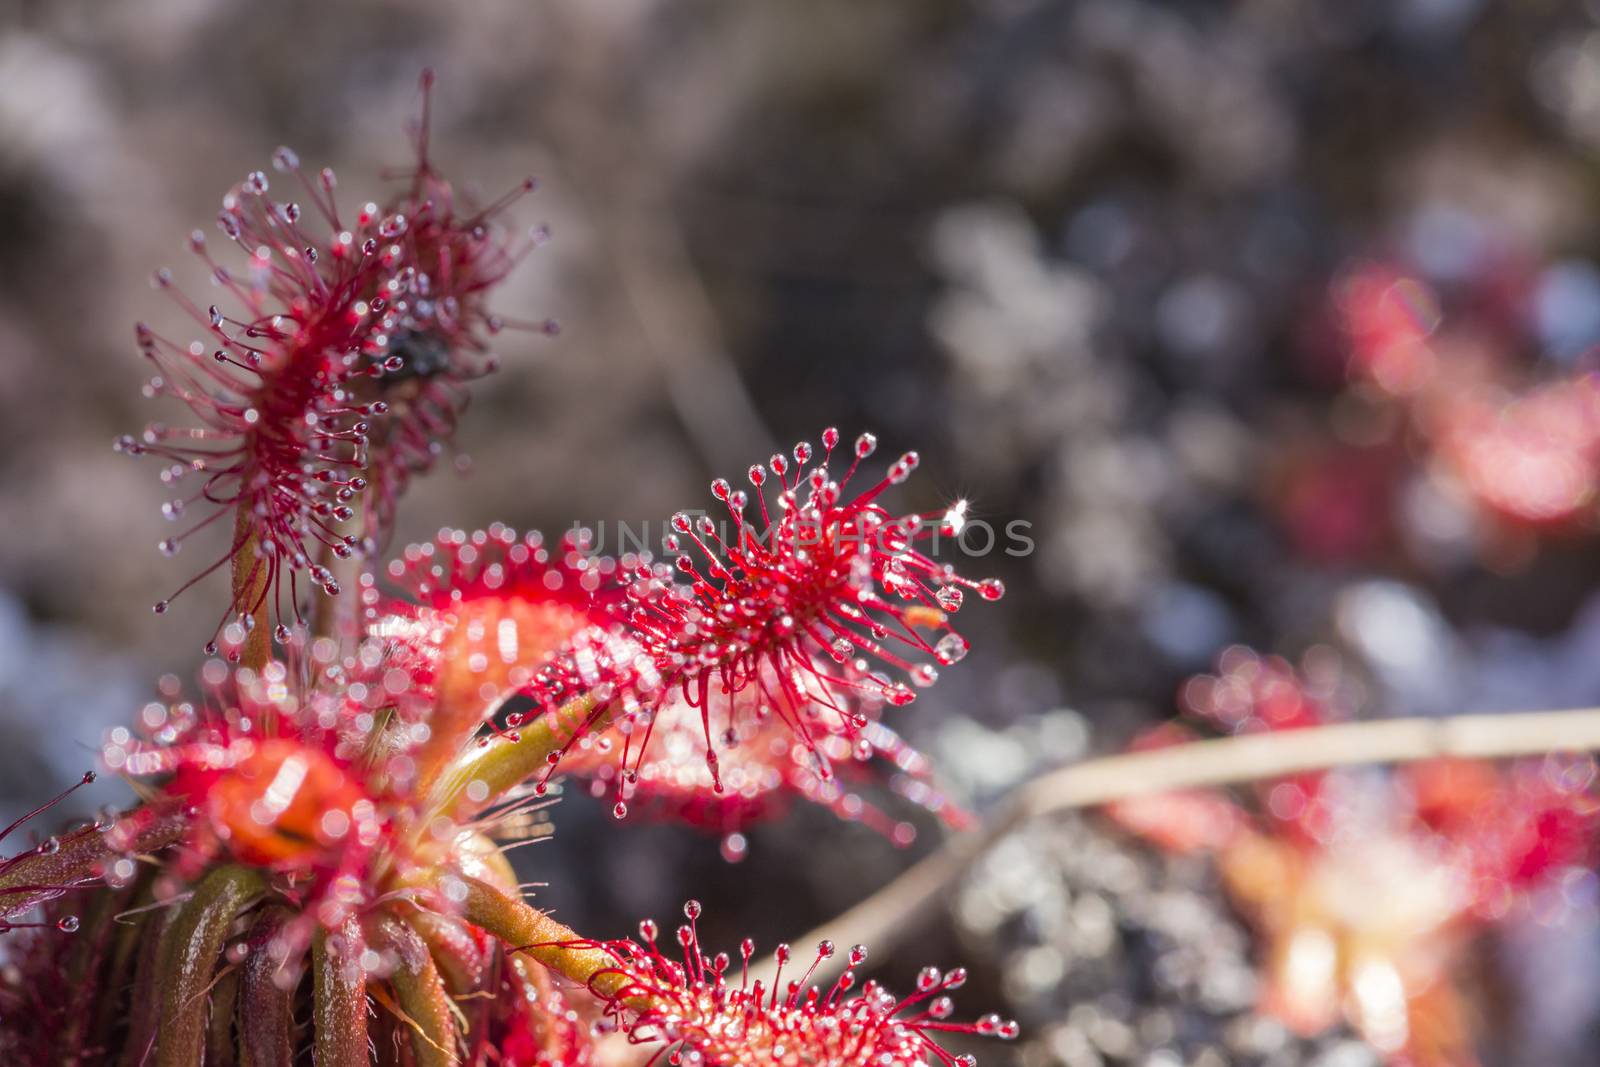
[121,903,179,1067]
[232,507,271,671]
[239,907,295,1067]
[368,910,459,1067]
[313,919,370,1067]
[407,910,484,995]
[154,865,266,1067]
[453,874,630,1001]
[206,966,239,1067]
[428,696,603,820]
[310,494,364,646]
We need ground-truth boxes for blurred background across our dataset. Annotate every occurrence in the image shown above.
[7,1,1600,1064]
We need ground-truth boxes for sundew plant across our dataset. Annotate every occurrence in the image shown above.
[0,73,1016,1067]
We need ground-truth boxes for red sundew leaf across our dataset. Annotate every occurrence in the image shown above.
[492,429,1002,826]
[123,72,551,650]
[371,524,619,781]
[548,901,1017,1067]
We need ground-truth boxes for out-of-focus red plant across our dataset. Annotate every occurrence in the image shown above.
[1109,646,1600,1067]
[1312,260,1600,560]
